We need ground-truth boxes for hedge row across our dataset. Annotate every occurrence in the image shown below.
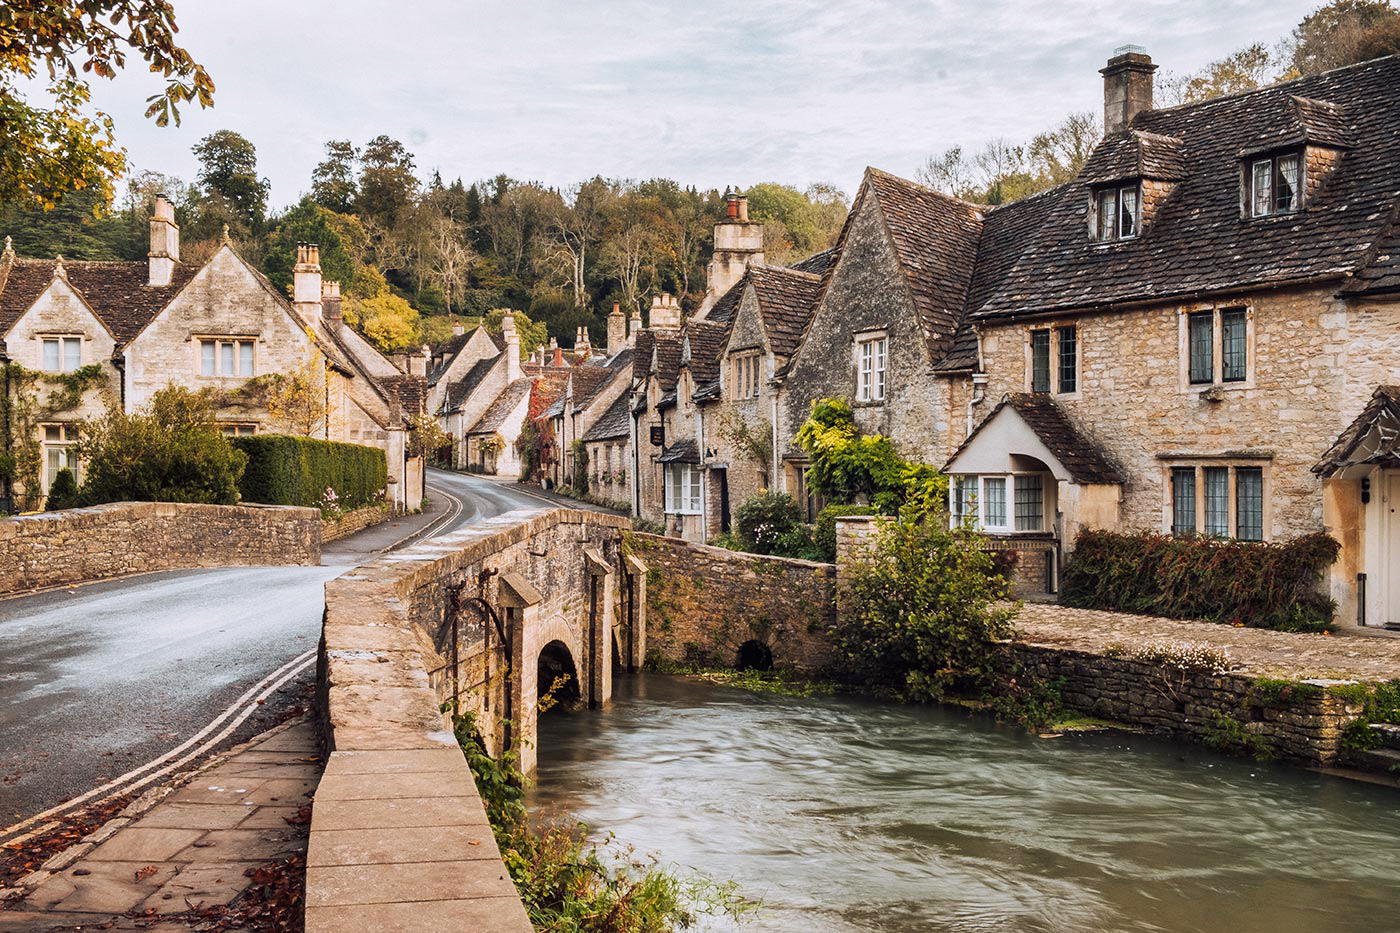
[232,434,387,511]
[1060,530,1340,632]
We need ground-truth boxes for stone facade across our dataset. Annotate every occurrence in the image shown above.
[0,501,320,594]
[627,532,837,672]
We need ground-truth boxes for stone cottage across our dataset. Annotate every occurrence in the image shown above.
[0,200,427,511]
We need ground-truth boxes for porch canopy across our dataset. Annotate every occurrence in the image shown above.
[657,438,700,464]
[944,393,1123,484]
[1315,386,1400,478]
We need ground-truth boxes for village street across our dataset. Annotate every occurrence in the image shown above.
[0,470,567,838]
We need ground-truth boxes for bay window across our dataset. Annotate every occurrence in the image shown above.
[951,473,1050,534]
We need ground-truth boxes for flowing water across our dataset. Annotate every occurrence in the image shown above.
[529,674,1400,933]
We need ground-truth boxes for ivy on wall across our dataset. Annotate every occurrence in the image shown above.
[1,362,110,510]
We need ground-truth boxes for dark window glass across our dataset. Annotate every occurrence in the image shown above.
[1188,312,1214,385]
[1118,186,1138,238]
[1030,329,1051,393]
[1236,467,1264,541]
[1057,326,1077,393]
[1204,467,1230,536]
[1014,475,1044,531]
[1171,468,1196,534]
[1221,308,1247,383]
[1275,155,1299,213]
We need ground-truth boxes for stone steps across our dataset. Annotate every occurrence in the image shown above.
[1347,746,1400,775]
[1372,722,1400,751]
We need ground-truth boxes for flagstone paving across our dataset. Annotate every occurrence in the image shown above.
[1015,603,1400,682]
[0,719,321,931]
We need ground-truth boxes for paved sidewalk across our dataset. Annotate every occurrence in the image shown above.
[1016,603,1400,682]
[0,719,321,931]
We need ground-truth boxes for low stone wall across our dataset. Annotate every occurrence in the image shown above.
[312,507,636,932]
[320,502,391,542]
[0,501,320,595]
[628,532,838,672]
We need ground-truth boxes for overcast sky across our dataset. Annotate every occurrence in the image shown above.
[86,0,1323,208]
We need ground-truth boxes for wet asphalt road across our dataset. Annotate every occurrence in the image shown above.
[0,470,555,828]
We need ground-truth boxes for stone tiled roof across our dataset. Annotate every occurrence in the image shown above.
[581,392,632,441]
[570,365,618,410]
[683,320,727,395]
[789,248,836,277]
[971,55,1400,321]
[427,327,502,386]
[380,374,428,419]
[441,356,498,414]
[653,334,682,394]
[946,393,1123,485]
[527,368,571,419]
[633,330,655,376]
[468,378,531,435]
[1314,385,1400,476]
[0,257,200,344]
[1343,211,1400,296]
[864,168,984,360]
[1079,129,1186,184]
[749,266,824,360]
[657,438,699,463]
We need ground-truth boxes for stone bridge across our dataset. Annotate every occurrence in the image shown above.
[310,508,645,929]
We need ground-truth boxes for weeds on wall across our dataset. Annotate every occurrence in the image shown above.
[1334,680,1400,751]
[448,705,754,932]
[1062,530,1341,632]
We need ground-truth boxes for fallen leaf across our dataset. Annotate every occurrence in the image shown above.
[135,864,159,881]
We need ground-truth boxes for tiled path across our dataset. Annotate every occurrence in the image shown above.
[1016,603,1400,682]
[0,719,321,931]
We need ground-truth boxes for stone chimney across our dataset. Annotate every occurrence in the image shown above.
[1102,45,1156,135]
[649,293,682,332]
[148,195,180,287]
[551,338,564,368]
[452,319,465,337]
[607,302,626,356]
[321,280,342,323]
[629,306,642,346]
[699,188,763,317]
[408,344,430,377]
[576,325,591,358]
[293,243,323,327]
[502,311,522,381]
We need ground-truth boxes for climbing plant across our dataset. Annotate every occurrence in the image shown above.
[1,362,110,510]
[716,409,772,482]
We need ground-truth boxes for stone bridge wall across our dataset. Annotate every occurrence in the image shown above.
[312,508,639,932]
[0,501,320,595]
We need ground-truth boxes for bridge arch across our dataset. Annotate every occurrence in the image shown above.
[538,639,581,709]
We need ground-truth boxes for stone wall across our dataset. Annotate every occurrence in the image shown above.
[321,502,391,543]
[0,501,320,594]
[628,532,838,672]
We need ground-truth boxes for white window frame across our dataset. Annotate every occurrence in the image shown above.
[40,335,83,373]
[1246,151,1303,218]
[950,473,1050,535]
[197,337,257,377]
[856,333,887,402]
[665,463,702,514]
[41,423,81,491]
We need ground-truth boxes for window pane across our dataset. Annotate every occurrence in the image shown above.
[1188,312,1214,385]
[1236,467,1264,541]
[1119,187,1138,238]
[688,465,701,511]
[62,337,81,371]
[983,477,1006,528]
[43,339,60,371]
[201,341,216,375]
[1204,467,1229,536]
[1276,155,1299,212]
[1057,326,1077,394]
[1171,468,1197,534]
[1096,189,1117,240]
[858,342,872,400]
[1030,329,1050,393]
[239,341,254,376]
[1252,160,1273,216]
[220,342,234,375]
[1220,308,1247,383]
[874,339,887,400]
[1014,475,1044,531]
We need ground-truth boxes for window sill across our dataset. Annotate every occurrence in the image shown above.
[1184,380,1253,395]
[852,398,886,408]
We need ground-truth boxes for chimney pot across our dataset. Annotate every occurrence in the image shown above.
[1101,46,1156,135]
[737,196,749,223]
[726,190,739,219]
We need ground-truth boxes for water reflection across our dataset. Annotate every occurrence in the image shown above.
[529,674,1400,933]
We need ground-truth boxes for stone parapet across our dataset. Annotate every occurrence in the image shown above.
[0,501,320,595]
[320,502,391,542]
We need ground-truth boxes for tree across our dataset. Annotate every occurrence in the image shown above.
[262,198,356,295]
[77,386,246,505]
[311,140,359,213]
[1158,44,1283,106]
[917,145,981,200]
[423,212,476,312]
[1026,111,1100,187]
[542,177,615,308]
[1289,0,1400,74]
[745,183,846,263]
[265,351,327,437]
[346,292,421,352]
[191,130,270,234]
[0,1,213,208]
[600,193,665,312]
[357,135,418,230]
[794,398,945,514]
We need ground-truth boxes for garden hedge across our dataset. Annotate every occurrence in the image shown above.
[233,434,387,511]
[1060,529,1340,632]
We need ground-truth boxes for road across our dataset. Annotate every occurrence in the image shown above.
[0,470,564,837]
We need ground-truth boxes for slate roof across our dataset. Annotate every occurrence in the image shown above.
[440,355,498,414]
[1343,212,1400,295]
[789,248,836,277]
[1314,386,1400,476]
[1079,130,1186,184]
[581,392,632,442]
[379,374,428,419]
[653,334,682,394]
[970,54,1400,321]
[570,366,619,410]
[0,257,200,344]
[683,320,727,395]
[657,438,699,463]
[749,266,824,360]
[945,393,1123,485]
[468,378,531,435]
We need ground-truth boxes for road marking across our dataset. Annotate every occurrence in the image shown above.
[0,648,317,847]
[389,479,465,550]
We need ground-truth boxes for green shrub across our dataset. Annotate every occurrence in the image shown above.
[814,504,875,561]
[1061,530,1341,632]
[632,516,665,535]
[835,514,1016,700]
[45,468,80,510]
[735,491,805,555]
[571,439,589,494]
[78,386,246,505]
[232,434,386,511]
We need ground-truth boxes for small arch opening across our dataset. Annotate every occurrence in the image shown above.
[537,640,581,713]
[736,639,774,672]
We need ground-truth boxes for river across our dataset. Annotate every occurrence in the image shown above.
[529,673,1400,933]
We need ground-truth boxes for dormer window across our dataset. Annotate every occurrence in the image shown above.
[1247,152,1301,217]
[1092,184,1139,241]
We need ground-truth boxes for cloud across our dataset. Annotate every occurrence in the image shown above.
[85,0,1319,207]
